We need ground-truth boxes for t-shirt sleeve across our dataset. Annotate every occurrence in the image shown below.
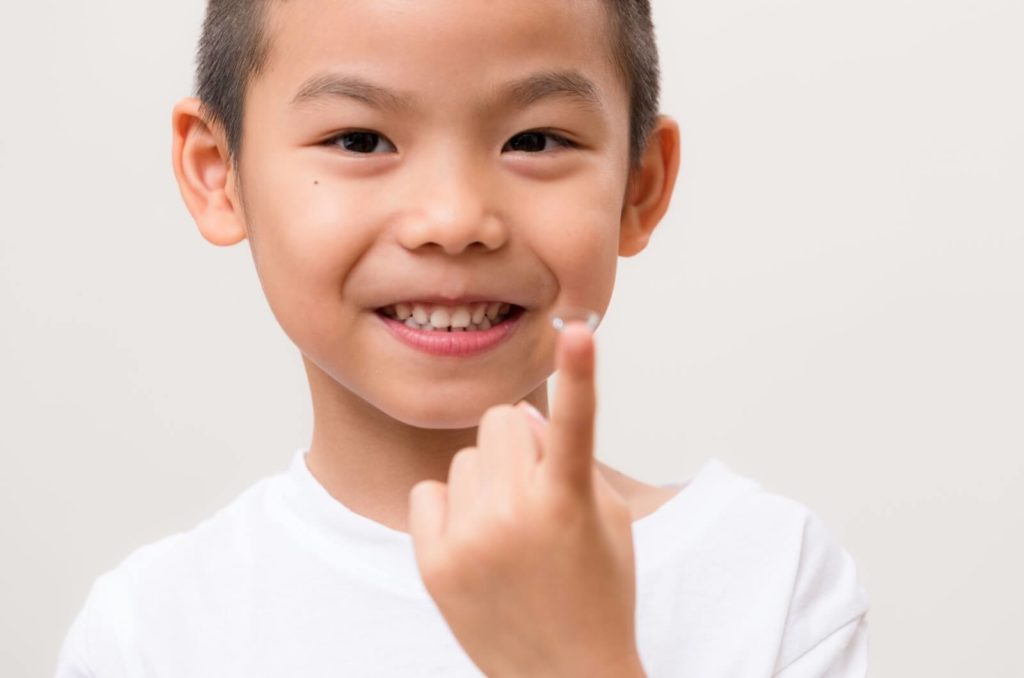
[54,572,131,678]
[54,581,101,678]
[774,614,868,677]
[772,511,871,677]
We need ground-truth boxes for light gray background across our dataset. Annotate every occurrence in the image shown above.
[2,1,1021,676]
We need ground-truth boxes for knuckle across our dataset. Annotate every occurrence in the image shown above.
[480,403,516,430]
[487,501,521,537]
[447,447,476,479]
[454,511,515,557]
[453,446,477,464]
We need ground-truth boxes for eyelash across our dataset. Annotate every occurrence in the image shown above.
[320,129,577,154]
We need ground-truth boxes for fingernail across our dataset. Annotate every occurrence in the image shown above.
[518,400,547,423]
[551,307,601,334]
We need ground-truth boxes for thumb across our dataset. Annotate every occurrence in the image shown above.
[408,479,447,575]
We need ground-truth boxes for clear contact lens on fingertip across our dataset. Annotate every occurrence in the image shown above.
[550,307,601,334]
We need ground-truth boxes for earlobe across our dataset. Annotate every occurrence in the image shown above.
[619,116,682,257]
[171,97,247,247]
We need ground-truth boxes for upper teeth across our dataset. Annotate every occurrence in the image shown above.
[383,302,513,331]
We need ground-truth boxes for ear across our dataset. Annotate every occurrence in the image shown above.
[619,115,681,257]
[171,97,247,246]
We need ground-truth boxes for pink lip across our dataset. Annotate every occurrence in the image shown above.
[375,308,524,357]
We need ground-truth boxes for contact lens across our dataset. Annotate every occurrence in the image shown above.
[550,308,601,333]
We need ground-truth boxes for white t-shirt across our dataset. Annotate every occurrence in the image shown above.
[55,448,870,677]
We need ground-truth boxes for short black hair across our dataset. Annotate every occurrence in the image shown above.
[195,0,660,173]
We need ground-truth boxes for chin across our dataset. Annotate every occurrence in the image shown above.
[388,399,497,430]
[377,386,524,430]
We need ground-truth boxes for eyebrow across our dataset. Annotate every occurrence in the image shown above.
[289,69,603,114]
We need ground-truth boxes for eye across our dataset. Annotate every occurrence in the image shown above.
[502,130,575,153]
[324,130,397,154]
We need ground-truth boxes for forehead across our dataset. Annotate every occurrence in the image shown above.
[255,0,625,116]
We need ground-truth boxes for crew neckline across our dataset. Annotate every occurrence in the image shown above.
[277,447,734,597]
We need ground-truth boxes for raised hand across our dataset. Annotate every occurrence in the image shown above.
[408,320,645,678]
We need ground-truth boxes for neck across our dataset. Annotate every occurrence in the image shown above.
[301,354,549,533]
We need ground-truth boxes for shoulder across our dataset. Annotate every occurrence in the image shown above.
[635,458,870,674]
[698,460,871,672]
[56,472,285,676]
[763,497,870,673]
[55,532,190,678]
[113,470,281,582]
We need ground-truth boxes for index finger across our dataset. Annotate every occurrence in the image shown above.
[543,320,597,497]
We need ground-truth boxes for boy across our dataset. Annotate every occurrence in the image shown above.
[56,0,869,676]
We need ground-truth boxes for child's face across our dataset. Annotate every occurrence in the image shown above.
[234,0,637,428]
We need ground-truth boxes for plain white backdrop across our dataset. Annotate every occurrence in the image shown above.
[1,0,1021,675]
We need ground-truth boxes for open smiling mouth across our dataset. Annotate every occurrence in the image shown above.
[375,301,526,332]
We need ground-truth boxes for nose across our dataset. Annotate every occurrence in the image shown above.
[395,156,509,255]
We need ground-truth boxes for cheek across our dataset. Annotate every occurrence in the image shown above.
[241,169,380,338]
[248,171,369,280]
[523,174,622,310]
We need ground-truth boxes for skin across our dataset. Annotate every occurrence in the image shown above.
[172,0,680,673]
[410,323,650,676]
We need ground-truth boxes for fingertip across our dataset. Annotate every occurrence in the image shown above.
[558,322,595,371]
[563,320,593,339]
